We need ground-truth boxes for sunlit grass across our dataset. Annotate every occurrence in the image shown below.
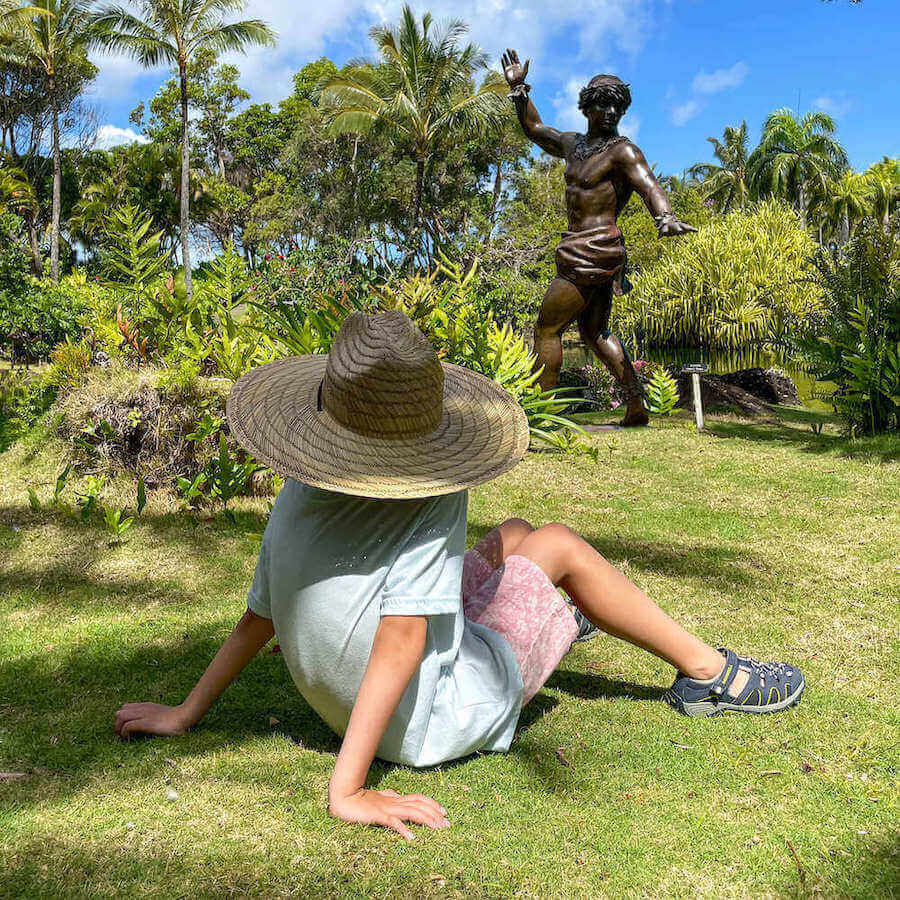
[2,407,898,898]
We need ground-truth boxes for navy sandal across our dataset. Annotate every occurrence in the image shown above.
[663,648,805,717]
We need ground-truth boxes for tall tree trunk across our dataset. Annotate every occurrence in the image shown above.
[216,142,226,179]
[840,209,850,245]
[797,181,807,230]
[25,208,43,277]
[179,63,193,299]
[485,160,503,244]
[49,75,61,282]
[413,157,425,233]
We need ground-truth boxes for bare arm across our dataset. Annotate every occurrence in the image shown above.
[328,615,449,840]
[502,48,570,158]
[618,142,697,236]
[114,608,275,738]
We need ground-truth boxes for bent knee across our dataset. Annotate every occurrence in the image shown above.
[534,522,578,544]
[502,517,533,539]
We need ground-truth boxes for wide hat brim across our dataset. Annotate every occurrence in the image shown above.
[227,355,530,499]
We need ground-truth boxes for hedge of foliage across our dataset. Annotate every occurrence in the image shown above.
[619,200,825,351]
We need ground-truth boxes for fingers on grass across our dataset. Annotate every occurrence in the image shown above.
[403,793,447,818]
[397,801,449,829]
[386,817,415,841]
[120,719,147,739]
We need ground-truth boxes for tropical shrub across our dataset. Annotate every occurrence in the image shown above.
[0,277,89,363]
[619,199,824,351]
[378,259,583,446]
[48,339,92,390]
[0,212,31,291]
[796,218,900,434]
[0,367,56,449]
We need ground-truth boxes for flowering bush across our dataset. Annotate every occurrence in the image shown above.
[578,358,662,410]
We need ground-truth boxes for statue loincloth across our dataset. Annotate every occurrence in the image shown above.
[555,224,626,287]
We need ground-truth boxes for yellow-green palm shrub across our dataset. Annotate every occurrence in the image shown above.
[618,200,824,351]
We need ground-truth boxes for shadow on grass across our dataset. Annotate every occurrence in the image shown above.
[0,504,270,602]
[546,669,666,703]
[705,406,899,463]
[778,832,900,900]
[0,620,341,810]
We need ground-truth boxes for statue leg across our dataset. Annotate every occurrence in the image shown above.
[533,277,587,391]
[577,285,649,427]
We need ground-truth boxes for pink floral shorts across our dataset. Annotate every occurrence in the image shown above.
[462,545,578,704]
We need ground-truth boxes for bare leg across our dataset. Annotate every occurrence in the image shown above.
[533,278,587,391]
[513,523,724,680]
[577,287,649,427]
[472,518,534,569]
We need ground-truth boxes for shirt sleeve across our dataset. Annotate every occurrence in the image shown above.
[246,538,272,619]
[380,492,467,617]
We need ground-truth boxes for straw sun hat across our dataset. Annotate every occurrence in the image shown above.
[227,310,530,499]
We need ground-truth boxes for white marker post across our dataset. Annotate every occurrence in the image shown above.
[682,363,709,430]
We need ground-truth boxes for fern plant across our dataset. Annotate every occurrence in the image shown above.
[100,204,168,315]
[645,368,679,415]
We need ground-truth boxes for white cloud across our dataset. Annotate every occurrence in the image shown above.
[691,60,748,95]
[551,75,590,131]
[234,0,654,105]
[813,93,852,119]
[93,125,151,149]
[671,99,700,126]
[671,59,749,126]
[619,111,640,140]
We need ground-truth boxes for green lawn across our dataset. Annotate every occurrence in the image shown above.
[1,407,898,898]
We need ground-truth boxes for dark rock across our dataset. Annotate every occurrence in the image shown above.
[717,368,800,405]
[675,367,800,416]
[557,368,595,413]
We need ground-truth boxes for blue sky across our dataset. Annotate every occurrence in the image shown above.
[85,0,899,175]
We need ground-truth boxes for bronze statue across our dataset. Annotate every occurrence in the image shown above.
[502,49,696,426]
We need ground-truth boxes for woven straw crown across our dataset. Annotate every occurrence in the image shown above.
[227,309,530,498]
[322,311,444,438]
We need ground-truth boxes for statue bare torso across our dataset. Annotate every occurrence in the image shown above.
[564,139,635,229]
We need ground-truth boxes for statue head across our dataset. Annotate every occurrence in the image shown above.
[578,74,631,128]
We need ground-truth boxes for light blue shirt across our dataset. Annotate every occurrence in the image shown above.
[246,479,524,767]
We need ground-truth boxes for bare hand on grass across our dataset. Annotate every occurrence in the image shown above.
[114,702,190,739]
[328,788,449,841]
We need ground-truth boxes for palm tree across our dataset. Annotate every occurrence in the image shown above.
[68,176,136,254]
[687,121,751,213]
[0,158,34,208]
[816,170,874,244]
[91,0,275,297]
[749,109,848,228]
[865,157,900,228]
[322,5,506,259]
[0,158,42,272]
[3,0,94,281]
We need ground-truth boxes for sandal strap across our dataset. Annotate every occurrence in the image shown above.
[709,648,741,698]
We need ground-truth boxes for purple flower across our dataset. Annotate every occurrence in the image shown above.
[611,400,621,409]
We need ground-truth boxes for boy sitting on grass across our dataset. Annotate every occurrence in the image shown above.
[115,311,804,840]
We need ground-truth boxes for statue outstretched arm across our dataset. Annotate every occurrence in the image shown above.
[501,49,569,158]
[618,143,697,237]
